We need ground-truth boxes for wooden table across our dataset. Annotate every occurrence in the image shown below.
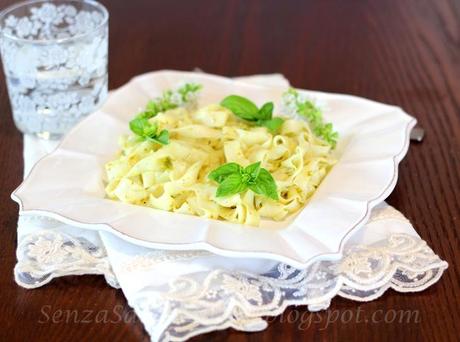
[0,0,459,341]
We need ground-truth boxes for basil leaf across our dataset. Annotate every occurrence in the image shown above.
[258,102,274,120]
[208,162,242,184]
[216,173,248,197]
[244,161,261,181]
[130,117,170,145]
[259,117,284,134]
[153,129,169,145]
[209,161,279,200]
[249,168,279,200]
[144,122,159,138]
[129,117,148,136]
[220,95,259,121]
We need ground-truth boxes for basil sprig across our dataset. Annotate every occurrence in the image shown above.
[282,88,338,148]
[220,95,284,134]
[129,117,169,145]
[138,83,202,120]
[129,83,202,144]
[208,161,278,200]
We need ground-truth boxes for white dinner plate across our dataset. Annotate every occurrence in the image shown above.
[11,70,416,268]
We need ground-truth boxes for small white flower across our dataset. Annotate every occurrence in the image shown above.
[30,20,41,37]
[64,15,75,26]
[15,17,33,38]
[169,92,183,106]
[36,3,58,24]
[91,11,103,26]
[72,11,94,34]
[5,15,18,28]
[63,5,77,17]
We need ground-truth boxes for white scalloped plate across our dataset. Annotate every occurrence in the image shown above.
[11,70,416,268]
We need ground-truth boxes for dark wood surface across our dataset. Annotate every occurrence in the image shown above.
[0,0,459,341]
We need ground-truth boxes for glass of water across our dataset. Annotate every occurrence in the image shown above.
[0,0,108,139]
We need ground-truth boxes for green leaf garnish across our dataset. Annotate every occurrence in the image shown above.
[154,129,170,145]
[209,161,278,200]
[258,102,274,120]
[129,116,149,136]
[220,95,259,121]
[129,83,202,144]
[129,117,169,145]
[244,161,261,180]
[248,168,278,200]
[208,162,242,183]
[258,117,284,134]
[282,88,338,148]
[216,173,248,197]
[220,95,284,134]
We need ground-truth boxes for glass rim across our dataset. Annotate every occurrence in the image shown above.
[0,0,108,45]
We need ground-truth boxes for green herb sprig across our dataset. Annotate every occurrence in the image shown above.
[208,161,278,200]
[129,83,202,143]
[220,95,284,134]
[129,117,169,145]
[282,88,338,148]
[137,83,202,120]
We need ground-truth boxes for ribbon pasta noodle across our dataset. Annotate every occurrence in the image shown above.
[105,104,336,226]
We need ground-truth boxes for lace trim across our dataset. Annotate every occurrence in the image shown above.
[15,230,119,289]
[122,251,210,273]
[365,204,409,222]
[14,207,448,341]
[129,233,447,341]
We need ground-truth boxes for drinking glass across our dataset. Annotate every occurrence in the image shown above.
[0,0,108,139]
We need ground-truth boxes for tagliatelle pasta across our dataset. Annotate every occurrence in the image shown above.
[105,104,336,226]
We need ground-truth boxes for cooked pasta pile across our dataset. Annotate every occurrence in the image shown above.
[105,104,336,226]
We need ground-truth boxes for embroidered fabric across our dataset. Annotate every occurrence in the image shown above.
[15,207,447,341]
[15,227,119,289]
[130,234,447,341]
